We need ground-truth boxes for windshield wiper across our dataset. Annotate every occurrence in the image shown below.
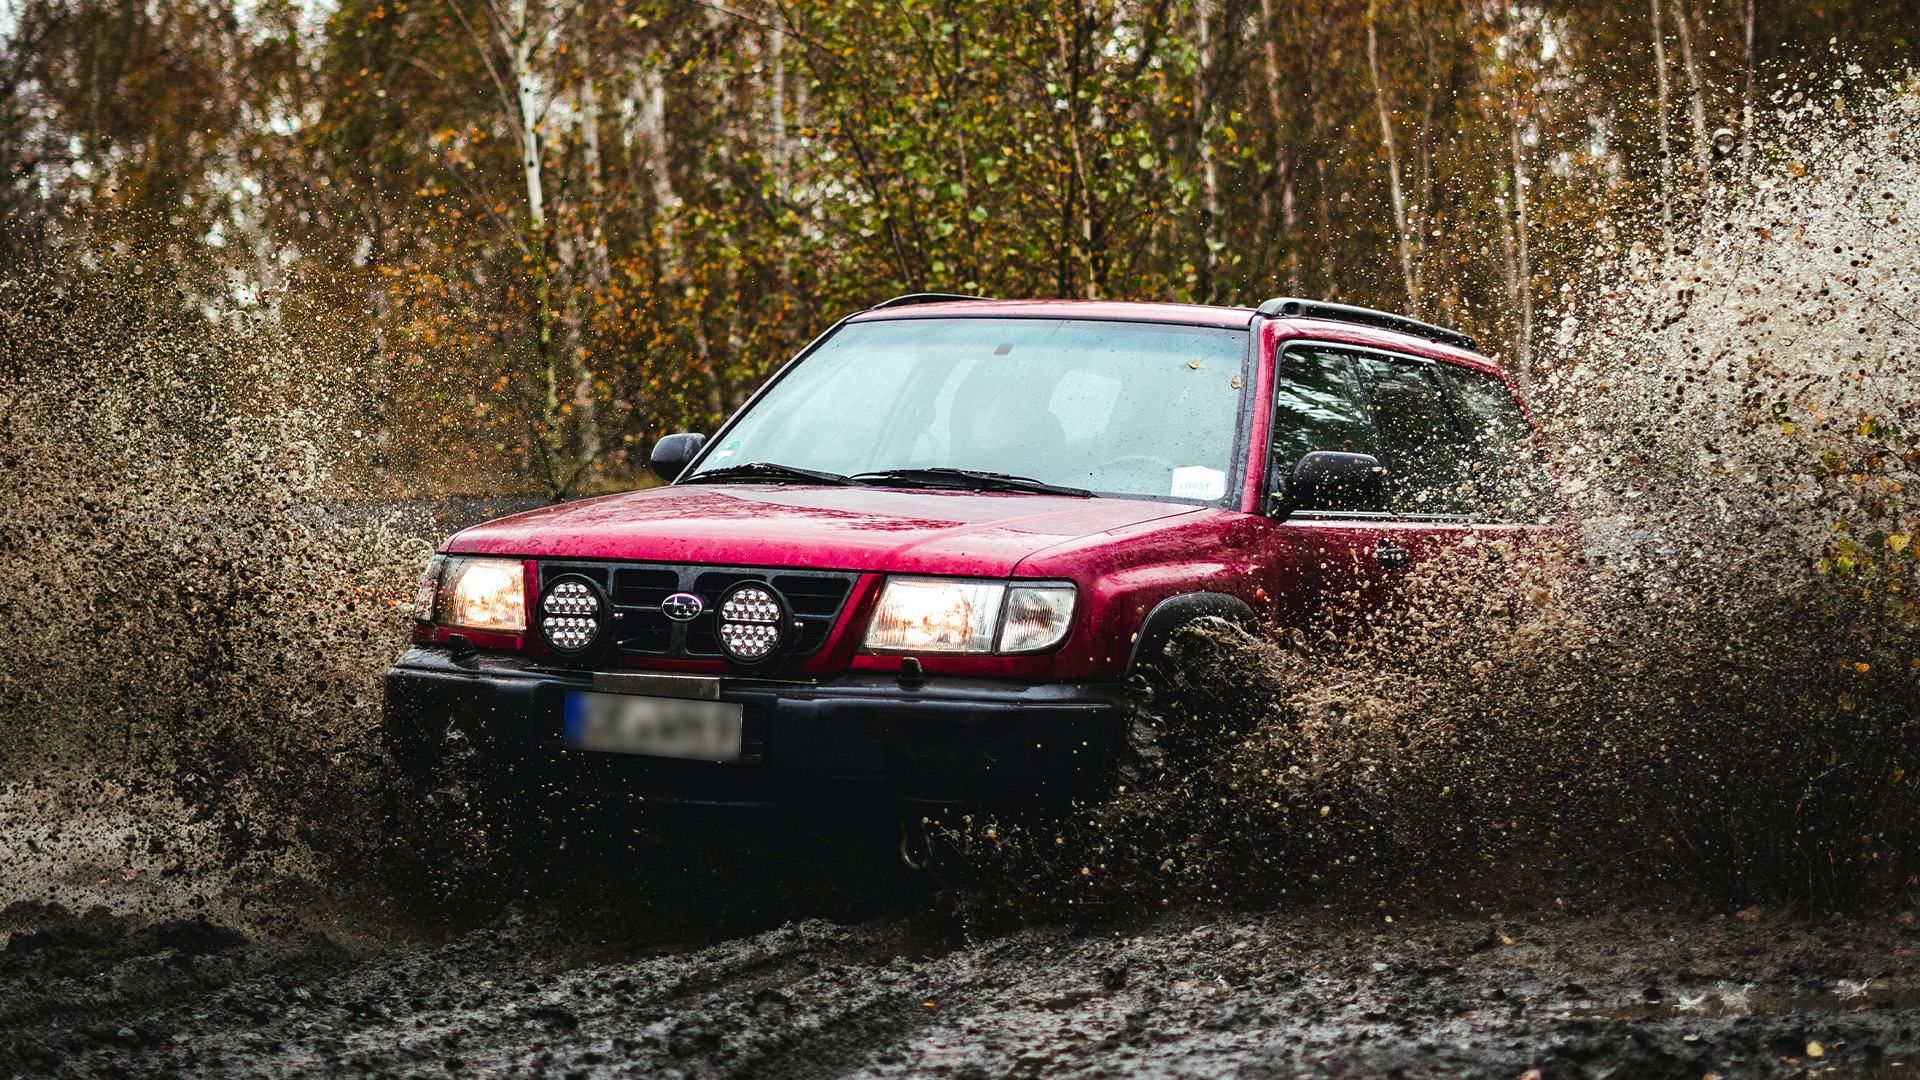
[851,468,1094,498]
[682,461,856,486]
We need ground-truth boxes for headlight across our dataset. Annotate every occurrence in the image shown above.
[439,557,528,632]
[862,577,1075,655]
[864,578,1003,653]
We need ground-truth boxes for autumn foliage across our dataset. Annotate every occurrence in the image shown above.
[2,0,1912,495]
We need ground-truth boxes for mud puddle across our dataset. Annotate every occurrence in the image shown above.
[4,900,1919,1079]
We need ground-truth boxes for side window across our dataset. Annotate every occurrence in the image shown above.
[1443,365,1556,522]
[1271,347,1379,489]
[1350,355,1476,515]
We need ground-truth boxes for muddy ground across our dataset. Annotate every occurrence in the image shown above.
[4,874,1918,1080]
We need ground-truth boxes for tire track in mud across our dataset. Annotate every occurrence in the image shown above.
[6,902,1920,1079]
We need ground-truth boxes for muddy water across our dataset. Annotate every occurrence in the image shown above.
[3,70,1920,1080]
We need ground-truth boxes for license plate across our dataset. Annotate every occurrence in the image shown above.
[562,691,744,762]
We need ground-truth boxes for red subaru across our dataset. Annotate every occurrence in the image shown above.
[385,296,1549,814]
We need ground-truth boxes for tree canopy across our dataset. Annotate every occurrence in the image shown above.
[3,0,1913,495]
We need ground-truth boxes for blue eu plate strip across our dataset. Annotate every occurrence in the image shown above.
[562,691,587,747]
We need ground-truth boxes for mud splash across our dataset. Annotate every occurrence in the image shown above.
[0,267,424,935]
[5,78,1920,940]
[6,63,1920,1080]
[947,74,1920,919]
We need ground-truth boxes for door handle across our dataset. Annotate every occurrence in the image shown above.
[1374,540,1411,568]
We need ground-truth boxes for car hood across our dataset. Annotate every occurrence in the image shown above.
[444,484,1205,576]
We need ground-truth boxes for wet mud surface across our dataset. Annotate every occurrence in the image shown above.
[4,899,1918,1079]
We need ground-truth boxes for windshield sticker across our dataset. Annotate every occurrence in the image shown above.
[1170,466,1226,500]
[712,439,742,460]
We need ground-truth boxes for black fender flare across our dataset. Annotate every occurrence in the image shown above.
[1124,592,1259,678]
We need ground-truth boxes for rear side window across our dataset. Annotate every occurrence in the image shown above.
[1443,366,1556,521]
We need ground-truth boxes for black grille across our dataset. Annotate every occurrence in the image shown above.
[538,560,859,664]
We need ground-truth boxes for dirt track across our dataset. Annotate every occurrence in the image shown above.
[4,894,1918,1080]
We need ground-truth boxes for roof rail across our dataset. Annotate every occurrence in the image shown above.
[1255,296,1475,351]
[871,292,995,309]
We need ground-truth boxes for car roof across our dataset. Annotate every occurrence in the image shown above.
[846,298,1505,377]
[1266,316,1504,375]
[848,299,1257,329]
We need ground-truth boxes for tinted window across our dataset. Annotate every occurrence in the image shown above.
[1351,355,1477,515]
[1443,365,1556,521]
[687,318,1249,503]
[1271,348,1379,484]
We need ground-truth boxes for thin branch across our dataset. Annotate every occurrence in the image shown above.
[443,0,526,152]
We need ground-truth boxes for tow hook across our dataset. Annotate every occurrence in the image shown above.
[446,634,481,668]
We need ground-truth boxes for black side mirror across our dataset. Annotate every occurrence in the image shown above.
[650,432,707,481]
[1269,451,1385,518]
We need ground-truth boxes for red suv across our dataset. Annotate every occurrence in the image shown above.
[385,296,1549,812]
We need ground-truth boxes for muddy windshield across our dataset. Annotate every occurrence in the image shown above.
[687,318,1250,503]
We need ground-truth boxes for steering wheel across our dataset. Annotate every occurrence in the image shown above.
[1097,454,1176,474]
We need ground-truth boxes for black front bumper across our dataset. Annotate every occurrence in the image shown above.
[383,646,1131,806]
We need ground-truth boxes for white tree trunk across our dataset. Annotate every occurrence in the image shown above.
[1509,122,1533,377]
[1366,0,1419,317]
[1671,0,1710,221]
[471,0,566,492]
[633,62,679,220]
[1649,0,1673,251]
[1257,0,1298,295]
[1194,0,1221,304]
[574,66,607,474]
[1740,0,1755,181]
[498,0,547,239]
[770,19,789,201]
[582,70,610,283]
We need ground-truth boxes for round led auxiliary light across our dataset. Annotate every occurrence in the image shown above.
[716,581,792,667]
[538,576,607,656]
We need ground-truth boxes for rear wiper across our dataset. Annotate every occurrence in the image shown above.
[682,462,856,486]
[851,468,1094,498]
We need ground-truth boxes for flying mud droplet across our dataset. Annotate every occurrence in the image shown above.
[944,77,1920,920]
[0,266,424,931]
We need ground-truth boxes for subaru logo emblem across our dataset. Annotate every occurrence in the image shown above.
[661,592,705,621]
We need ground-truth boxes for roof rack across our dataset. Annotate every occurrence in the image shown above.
[1255,296,1476,351]
[871,292,995,309]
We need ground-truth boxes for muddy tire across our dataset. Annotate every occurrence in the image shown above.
[1128,615,1263,769]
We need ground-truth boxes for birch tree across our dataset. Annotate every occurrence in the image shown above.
[448,0,583,494]
[1366,0,1420,317]
[1648,0,1673,252]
